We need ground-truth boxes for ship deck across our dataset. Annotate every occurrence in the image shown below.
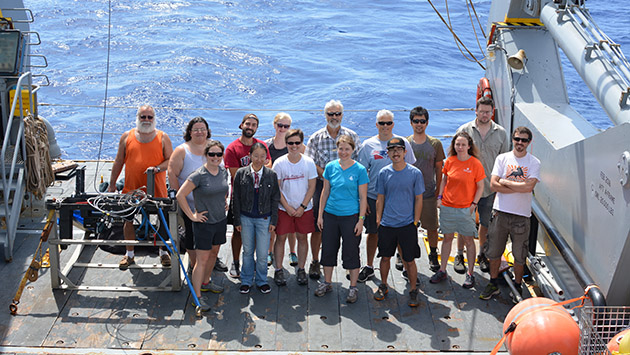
[0,161,514,355]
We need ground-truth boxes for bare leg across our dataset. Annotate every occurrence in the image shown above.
[193,249,211,297]
[123,221,135,251]
[323,265,333,283]
[427,229,439,249]
[463,235,476,275]
[405,260,418,290]
[489,258,501,279]
[296,233,308,269]
[269,230,276,254]
[379,256,391,285]
[439,233,455,272]
[348,268,359,287]
[288,233,297,254]
[310,231,321,261]
[366,233,378,267]
[203,245,220,284]
[513,263,525,284]
[274,233,288,269]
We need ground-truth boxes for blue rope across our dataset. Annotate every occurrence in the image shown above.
[142,206,201,308]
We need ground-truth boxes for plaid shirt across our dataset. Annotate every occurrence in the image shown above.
[305,126,361,170]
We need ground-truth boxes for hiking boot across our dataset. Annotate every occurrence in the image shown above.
[267,252,274,266]
[160,253,171,267]
[309,260,321,280]
[463,272,475,289]
[453,254,466,274]
[119,256,134,270]
[429,270,447,284]
[374,283,388,301]
[201,281,224,294]
[274,269,287,286]
[477,254,490,273]
[346,286,358,303]
[296,268,308,285]
[239,284,250,294]
[480,282,500,300]
[289,252,298,266]
[314,282,332,297]
[358,266,374,283]
[258,284,272,294]
[193,296,211,312]
[428,252,440,272]
[510,283,523,304]
[229,261,240,278]
[214,257,228,272]
[395,253,404,271]
[402,270,421,283]
[408,288,419,307]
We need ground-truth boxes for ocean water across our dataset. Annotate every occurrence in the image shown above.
[25,0,628,160]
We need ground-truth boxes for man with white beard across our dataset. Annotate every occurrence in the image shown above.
[108,105,174,269]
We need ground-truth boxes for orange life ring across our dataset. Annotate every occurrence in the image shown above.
[476,77,496,121]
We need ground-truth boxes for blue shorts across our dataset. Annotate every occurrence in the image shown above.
[439,205,477,237]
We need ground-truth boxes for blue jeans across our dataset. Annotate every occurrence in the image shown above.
[240,215,271,287]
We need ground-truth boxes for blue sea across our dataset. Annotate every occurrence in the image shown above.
[26,0,628,160]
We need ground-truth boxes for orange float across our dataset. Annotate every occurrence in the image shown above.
[476,77,496,121]
[502,297,579,355]
[608,328,630,353]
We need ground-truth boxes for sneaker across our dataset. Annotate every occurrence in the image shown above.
[408,288,419,307]
[428,252,440,272]
[309,260,321,280]
[229,261,240,278]
[193,296,211,312]
[314,282,332,297]
[453,254,466,274]
[160,253,172,267]
[395,254,404,271]
[509,284,523,304]
[358,266,374,283]
[239,284,250,294]
[296,268,308,285]
[258,284,272,294]
[346,287,358,303]
[402,270,421,283]
[201,281,224,294]
[267,252,274,266]
[214,257,228,272]
[289,252,298,267]
[429,270,447,284]
[274,269,287,286]
[477,254,490,273]
[119,256,134,270]
[479,282,500,300]
[463,273,475,289]
[374,283,388,301]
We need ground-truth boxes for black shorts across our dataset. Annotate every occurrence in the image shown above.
[377,223,420,262]
[192,218,227,250]
[180,209,194,251]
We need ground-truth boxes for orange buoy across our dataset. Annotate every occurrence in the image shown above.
[608,328,630,353]
[502,297,579,355]
[476,77,496,121]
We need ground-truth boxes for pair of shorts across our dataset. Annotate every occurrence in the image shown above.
[192,218,227,250]
[439,205,477,237]
[312,179,323,232]
[179,209,194,250]
[320,212,361,269]
[377,223,420,262]
[276,209,315,235]
[486,210,530,265]
[363,198,378,234]
[477,193,496,228]
[419,196,439,231]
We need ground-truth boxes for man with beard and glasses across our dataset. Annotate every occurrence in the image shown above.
[108,105,174,270]
[224,113,272,278]
[305,99,360,279]
[480,126,540,303]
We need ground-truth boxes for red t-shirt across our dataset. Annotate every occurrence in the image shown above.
[442,155,485,208]
[224,137,271,171]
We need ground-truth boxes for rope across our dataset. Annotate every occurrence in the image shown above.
[24,114,54,199]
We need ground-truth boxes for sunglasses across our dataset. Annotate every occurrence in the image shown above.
[326,112,342,117]
[276,123,290,129]
[377,121,394,126]
[412,118,427,124]
[287,141,302,146]
[192,128,207,132]
[512,137,530,143]
[139,115,154,120]
[207,152,223,157]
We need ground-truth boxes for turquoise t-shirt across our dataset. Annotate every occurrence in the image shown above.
[323,160,369,216]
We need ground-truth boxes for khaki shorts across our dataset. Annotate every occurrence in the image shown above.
[420,196,439,231]
[486,210,530,265]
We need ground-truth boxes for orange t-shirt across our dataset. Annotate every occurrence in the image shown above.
[122,128,167,197]
[442,155,485,208]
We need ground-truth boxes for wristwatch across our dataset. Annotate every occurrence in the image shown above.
[155,166,161,173]
[359,215,365,220]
